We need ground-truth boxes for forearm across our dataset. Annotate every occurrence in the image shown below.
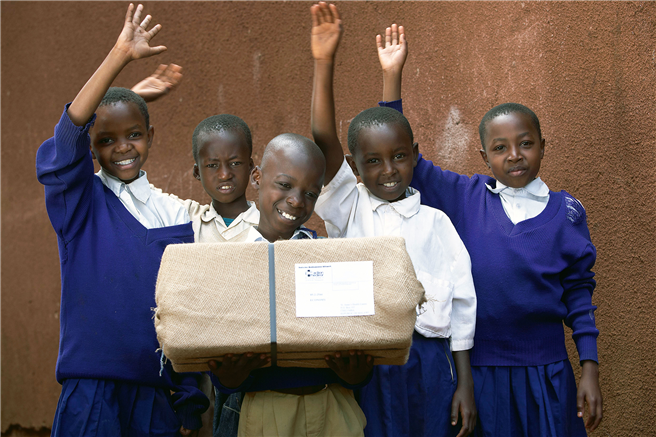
[382,68,403,102]
[452,350,473,389]
[68,46,131,126]
[311,59,344,183]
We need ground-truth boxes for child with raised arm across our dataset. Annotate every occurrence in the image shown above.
[208,133,373,437]
[35,5,208,435]
[310,3,477,437]
[378,27,603,437]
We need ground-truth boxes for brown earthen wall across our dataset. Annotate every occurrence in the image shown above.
[2,2,655,435]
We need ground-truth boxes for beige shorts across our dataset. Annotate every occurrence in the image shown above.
[238,383,366,437]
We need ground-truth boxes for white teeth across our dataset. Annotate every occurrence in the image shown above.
[220,185,231,190]
[115,158,136,166]
[383,182,397,187]
[279,210,297,221]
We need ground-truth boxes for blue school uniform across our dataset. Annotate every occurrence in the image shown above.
[382,97,597,437]
[37,106,208,436]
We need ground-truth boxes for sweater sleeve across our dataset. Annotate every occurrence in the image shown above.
[562,238,599,364]
[170,370,210,430]
[36,104,97,243]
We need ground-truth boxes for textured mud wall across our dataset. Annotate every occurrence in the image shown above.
[2,2,655,435]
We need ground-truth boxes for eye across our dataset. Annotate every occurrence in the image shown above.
[305,191,318,200]
[366,158,379,164]
[206,163,218,168]
[230,161,242,167]
[493,144,506,152]
[520,140,532,147]
[277,182,291,189]
[394,153,406,160]
[128,132,142,139]
[97,137,113,145]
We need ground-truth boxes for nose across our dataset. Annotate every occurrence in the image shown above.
[217,164,231,180]
[507,145,522,162]
[287,191,304,209]
[382,160,397,176]
[115,139,133,153]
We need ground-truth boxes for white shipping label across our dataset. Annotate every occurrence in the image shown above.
[295,261,375,317]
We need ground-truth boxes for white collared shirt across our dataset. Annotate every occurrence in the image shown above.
[157,193,260,243]
[314,159,477,351]
[97,169,190,229]
[485,177,550,224]
[244,226,315,243]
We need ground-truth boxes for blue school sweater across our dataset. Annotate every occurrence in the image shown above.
[410,157,599,366]
[36,107,207,428]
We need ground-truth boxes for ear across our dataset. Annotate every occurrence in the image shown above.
[412,142,419,167]
[479,148,491,168]
[540,138,546,159]
[193,164,201,180]
[147,125,154,149]
[345,154,360,177]
[250,166,262,191]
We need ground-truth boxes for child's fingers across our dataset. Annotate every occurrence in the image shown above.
[310,5,320,27]
[391,23,398,46]
[319,2,332,24]
[139,14,152,30]
[152,64,168,78]
[148,45,168,57]
[132,4,144,26]
[328,3,340,21]
[450,399,460,427]
[385,26,392,48]
[146,23,162,40]
[376,34,383,51]
[124,3,135,24]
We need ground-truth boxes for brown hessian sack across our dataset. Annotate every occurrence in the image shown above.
[154,236,426,372]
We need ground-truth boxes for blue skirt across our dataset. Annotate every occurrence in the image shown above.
[472,360,587,437]
[52,379,182,437]
[357,333,458,437]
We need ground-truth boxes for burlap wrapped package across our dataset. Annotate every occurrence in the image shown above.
[154,236,425,372]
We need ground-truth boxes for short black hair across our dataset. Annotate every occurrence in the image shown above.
[99,87,149,128]
[478,103,541,149]
[192,114,253,163]
[347,106,414,154]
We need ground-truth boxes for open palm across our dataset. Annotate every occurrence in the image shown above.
[115,4,166,61]
[311,2,342,61]
[377,24,407,73]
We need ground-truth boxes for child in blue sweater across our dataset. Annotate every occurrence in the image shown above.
[36,4,208,436]
[310,4,477,437]
[208,133,373,437]
[378,27,603,437]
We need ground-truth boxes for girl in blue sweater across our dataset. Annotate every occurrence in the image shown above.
[36,5,207,436]
[377,26,603,437]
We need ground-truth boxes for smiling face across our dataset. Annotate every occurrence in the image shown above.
[90,101,153,183]
[193,129,254,219]
[251,137,325,242]
[480,112,545,189]
[348,122,418,202]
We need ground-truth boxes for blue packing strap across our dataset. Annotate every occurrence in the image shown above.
[268,243,278,366]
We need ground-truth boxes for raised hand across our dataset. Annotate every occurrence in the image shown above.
[114,3,167,61]
[131,64,183,102]
[377,24,407,75]
[311,2,342,62]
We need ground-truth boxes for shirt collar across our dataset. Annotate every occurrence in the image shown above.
[368,187,421,218]
[200,201,259,225]
[97,168,151,204]
[247,226,315,243]
[485,177,549,198]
